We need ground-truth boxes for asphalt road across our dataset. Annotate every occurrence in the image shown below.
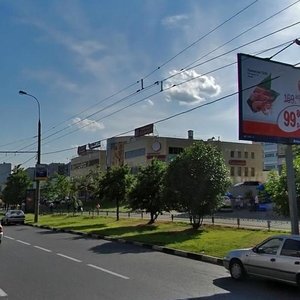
[0,225,299,300]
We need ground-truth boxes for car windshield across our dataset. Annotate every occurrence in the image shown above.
[8,210,24,215]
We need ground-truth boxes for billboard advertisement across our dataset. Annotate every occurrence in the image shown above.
[238,53,300,144]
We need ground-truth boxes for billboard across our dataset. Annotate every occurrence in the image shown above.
[238,53,300,144]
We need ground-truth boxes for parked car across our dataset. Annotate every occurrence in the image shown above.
[0,224,3,243]
[1,210,25,225]
[223,235,300,286]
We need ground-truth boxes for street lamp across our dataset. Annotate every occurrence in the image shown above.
[19,90,41,223]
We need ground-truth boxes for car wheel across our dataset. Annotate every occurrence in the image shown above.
[229,259,245,280]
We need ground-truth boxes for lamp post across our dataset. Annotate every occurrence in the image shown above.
[19,90,41,223]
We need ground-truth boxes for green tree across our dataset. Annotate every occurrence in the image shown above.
[100,165,133,220]
[2,166,32,207]
[128,159,167,224]
[164,141,230,229]
[42,174,71,202]
[265,156,300,217]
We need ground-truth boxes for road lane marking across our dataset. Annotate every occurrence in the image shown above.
[34,245,52,253]
[0,288,7,297]
[4,236,14,240]
[16,239,31,245]
[87,264,130,280]
[57,253,82,263]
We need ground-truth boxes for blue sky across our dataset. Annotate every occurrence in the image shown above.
[1,0,300,168]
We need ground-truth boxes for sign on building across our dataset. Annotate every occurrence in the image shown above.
[238,53,300,144]
[77,145,87,155]
[88,140,101,149]
[134,123,154,137]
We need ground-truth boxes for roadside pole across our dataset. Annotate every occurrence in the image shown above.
[285,144,299,235]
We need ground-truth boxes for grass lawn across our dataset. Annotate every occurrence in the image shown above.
[25,213,284,258]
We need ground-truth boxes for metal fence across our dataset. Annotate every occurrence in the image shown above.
[42,209,293,232]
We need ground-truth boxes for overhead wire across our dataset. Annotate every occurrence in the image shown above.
[3,3,299,164]
[4,0,258,153]
[41,38,298,156]
[142,0,259,80]
[164,20,300,82]
[182,0,300,70]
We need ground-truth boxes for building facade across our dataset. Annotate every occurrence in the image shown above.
[0,162,11,191]
[107,132,265,184]
[263,143,286,172]
[70,150,106,178]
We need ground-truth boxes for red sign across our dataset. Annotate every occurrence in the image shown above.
[229,160,246,166]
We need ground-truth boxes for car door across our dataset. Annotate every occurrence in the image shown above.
[244,237,283,278]
[275,238,300,284]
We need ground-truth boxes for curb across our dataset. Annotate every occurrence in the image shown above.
[28,223,224,266]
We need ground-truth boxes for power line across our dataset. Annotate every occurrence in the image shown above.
[164,20,300,82]
[40,40,295,157]
[143,0,258,80]
[183,0,300,70]
[3,16,299,164]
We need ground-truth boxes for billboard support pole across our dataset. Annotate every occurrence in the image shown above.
[286,144,299,235]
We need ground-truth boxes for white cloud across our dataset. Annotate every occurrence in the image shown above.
[161,14,189,29]
[71,117,104,132]
[164,69,221,105]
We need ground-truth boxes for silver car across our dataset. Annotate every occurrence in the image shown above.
[1,210,25,225]
[0,224,3,243]
[224,234,300,286]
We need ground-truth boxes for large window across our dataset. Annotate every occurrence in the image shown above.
[230,151,234,158]
[169,147,183,155]
[238,167,242,176]
[244,152,248,159]
[251,167,255,177]
[125,148,146,159]
[251,152,255,159]
[238,151,242,158]
[244,167,248,177]
[230,167,234,176]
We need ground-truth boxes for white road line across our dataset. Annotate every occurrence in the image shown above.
[4,236,14,240]
[34,245,52,253]
[56,253,82,263]
[0,288,7,297]
[87,264,130,280]
[16,239,31,245]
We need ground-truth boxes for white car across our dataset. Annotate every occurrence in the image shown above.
[224,235,300,286]
[0,224,3,243]
[1,210,25,225]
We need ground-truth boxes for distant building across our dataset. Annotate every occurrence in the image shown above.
[25,162,70,181]
[70,150,106,178]
[47,162,70,177]
[263,143,286,172]
[0,162,11,191]
[107,131,265,184]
